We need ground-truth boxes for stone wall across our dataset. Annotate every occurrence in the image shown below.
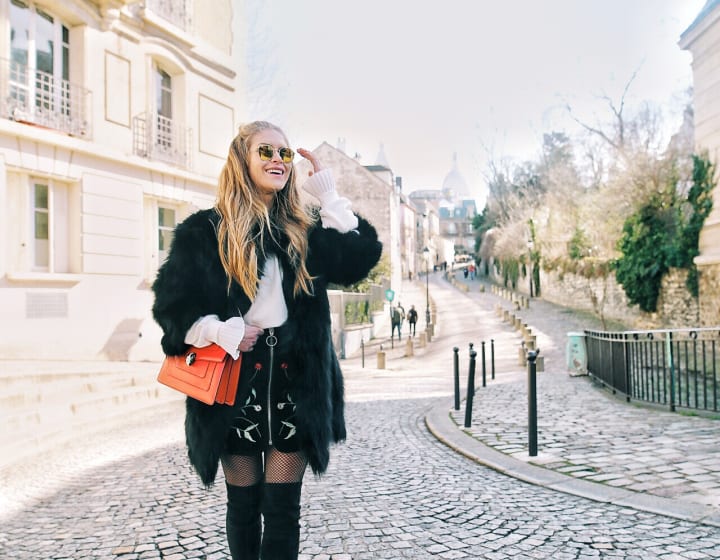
[487,266,703,329]
[655,268,700,328]
[536,269,639,328]
[698,263,720,326]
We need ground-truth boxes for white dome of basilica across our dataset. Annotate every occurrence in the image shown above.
[441,153,471,200]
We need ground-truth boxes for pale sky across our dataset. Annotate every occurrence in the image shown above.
[245,0,706,206]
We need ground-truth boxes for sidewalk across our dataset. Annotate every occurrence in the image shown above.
[344,272,720,528]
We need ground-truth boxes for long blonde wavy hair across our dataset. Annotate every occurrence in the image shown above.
[215,121,314,300]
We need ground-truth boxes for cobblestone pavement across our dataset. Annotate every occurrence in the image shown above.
[2,274,720,558]
[3,395,720,559]
[432,272,720,524]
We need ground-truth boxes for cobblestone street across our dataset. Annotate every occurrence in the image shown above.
[2,396,720,558]
[2,275,720,558]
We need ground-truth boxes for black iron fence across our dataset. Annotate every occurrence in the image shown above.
[585,328,720,412]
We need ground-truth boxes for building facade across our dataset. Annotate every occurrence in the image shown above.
[295,142,400,290]
[0,0,245,360]
[409,154,477,266]
[680,0,720,326]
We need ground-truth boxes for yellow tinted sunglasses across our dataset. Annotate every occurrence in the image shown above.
[257,143,294,163]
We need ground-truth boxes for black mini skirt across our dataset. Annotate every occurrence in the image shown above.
[224,325,301,455]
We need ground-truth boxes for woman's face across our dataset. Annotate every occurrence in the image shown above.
[247,128,293,204]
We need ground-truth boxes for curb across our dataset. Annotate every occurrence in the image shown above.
[425,403,720,528]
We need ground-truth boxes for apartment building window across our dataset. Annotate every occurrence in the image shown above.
[23,178,72,273]
[155,66,172,149]
[32,182,49,268]
[132,63,189,168]
[157,205,176,264]
[8,2,72,122]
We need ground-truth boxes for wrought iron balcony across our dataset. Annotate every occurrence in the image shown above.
[0,57,92,138]
[133,111,192,170]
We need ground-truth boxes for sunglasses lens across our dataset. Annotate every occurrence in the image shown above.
[258,144,274,160]
[279,148,294,163]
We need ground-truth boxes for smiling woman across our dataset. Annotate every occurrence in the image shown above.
[151,120,382,559]
[248,129,295,204]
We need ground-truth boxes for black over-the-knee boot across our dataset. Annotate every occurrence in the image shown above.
[260,481,302,560]
[226,482,262,560]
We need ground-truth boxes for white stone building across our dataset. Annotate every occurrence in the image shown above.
[0,0,246,360]
[680,0,720,326]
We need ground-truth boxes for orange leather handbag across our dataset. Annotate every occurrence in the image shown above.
[157,344,241,405]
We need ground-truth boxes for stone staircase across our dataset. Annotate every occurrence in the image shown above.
[0,360,182,469]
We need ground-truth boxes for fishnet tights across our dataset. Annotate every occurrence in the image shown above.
[221,448,308,487]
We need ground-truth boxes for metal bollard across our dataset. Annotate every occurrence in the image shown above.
[361,338,365,369]
[453,347,460,411]
[527,349,540,457]
[491,339,495,380]
[480,340,487,387]
[464,349,477,428]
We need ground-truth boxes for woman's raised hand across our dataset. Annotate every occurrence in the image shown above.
[297,148,325,177]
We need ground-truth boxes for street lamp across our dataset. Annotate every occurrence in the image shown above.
[423,247,431,326]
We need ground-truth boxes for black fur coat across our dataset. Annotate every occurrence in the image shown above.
[152,208,382,485]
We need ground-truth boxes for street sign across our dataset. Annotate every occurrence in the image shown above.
[385,289,395,302]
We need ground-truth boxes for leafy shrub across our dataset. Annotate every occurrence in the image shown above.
[614,198,673,312]
[568,227,590,260]
[614,154,715,310]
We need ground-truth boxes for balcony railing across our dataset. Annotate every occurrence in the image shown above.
[585,327,720,413]
[133,111,192,170]
[143,0,192,32]
[0,58,92,138]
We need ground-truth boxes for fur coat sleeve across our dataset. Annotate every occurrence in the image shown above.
[151,209,237,356]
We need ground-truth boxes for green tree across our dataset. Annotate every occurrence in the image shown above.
[614,196,675,312]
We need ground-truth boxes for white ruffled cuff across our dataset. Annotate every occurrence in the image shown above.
[320,198,358,233]
[302,169,359,233]
[184,315,245,360]
[302,168,336,201]
[216,317,246,360]
[184,315,221,347]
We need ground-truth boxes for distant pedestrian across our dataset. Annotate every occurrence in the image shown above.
[152,121,382,560]
[391,302,405,341]
[463,267,469,279]
[407,305,418,336]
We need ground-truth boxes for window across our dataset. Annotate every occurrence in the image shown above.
[13,177,74,274]
[32,183,49,268]
[155,66,173,149]
[133,62,188,167]
[9,1,70,123]
[157,205,176,264]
